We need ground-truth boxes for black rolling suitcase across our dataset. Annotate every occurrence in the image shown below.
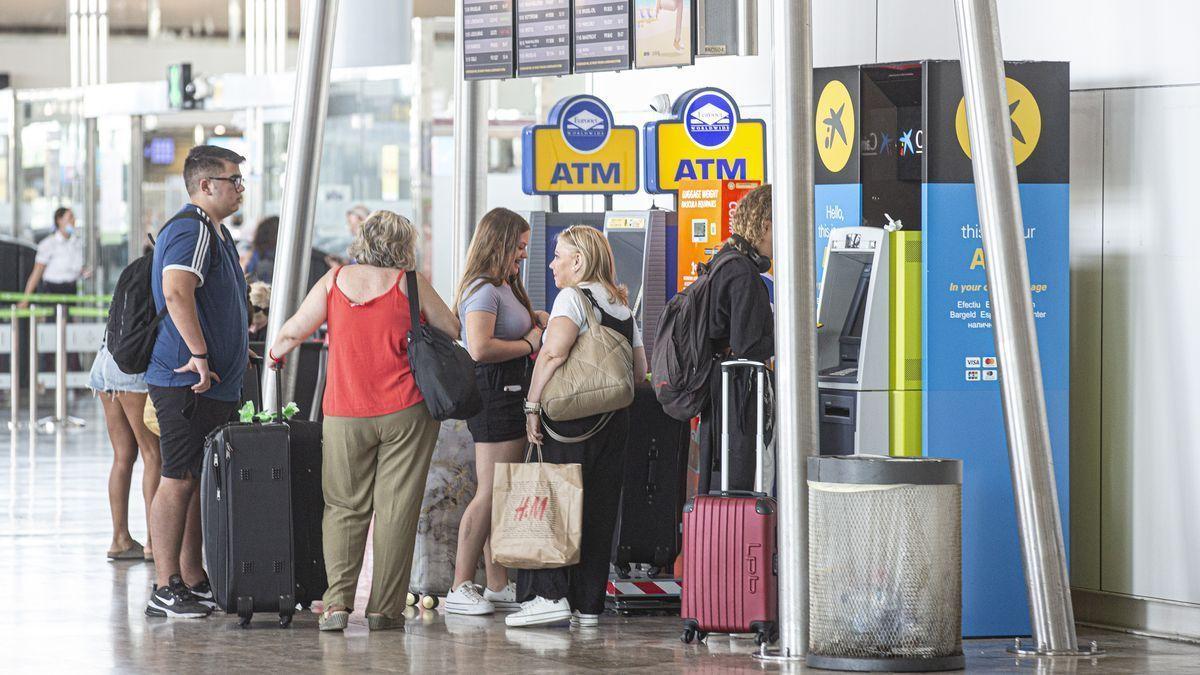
[612,383,690,576]
[286,418,327,607]
[201,364,326,627]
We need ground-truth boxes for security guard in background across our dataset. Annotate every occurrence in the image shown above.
[18,207,88,307]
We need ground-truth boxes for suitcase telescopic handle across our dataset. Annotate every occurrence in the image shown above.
[719,359,768,495]
[270,358,285,419]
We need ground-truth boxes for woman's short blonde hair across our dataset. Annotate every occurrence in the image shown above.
[348,210,417,269]
[557,225,629,306]
[729,184,772,246]
[248,281,271,330]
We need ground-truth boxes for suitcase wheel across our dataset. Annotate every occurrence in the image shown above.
[680,620,707,644]
[237,596,254,628]
[421,595,439,610]
[406,592,417,607]
[279,613,293,628]
[616,563,632,580]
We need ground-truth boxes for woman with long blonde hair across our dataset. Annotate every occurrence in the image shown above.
[444,208,549,616]
[507,225,648,628]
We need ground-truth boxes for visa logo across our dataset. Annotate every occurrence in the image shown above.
[674,158,747,182]
[550,162,621,184]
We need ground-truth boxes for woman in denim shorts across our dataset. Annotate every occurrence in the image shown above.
[89,342,161,561]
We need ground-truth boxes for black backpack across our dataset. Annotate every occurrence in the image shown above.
[650,250,744,421]
[106,212,216,375]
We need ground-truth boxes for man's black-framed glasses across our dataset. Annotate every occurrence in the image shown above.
[207,174,245,190]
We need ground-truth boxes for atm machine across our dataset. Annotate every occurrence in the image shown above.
[816,226,890,455]
[816,225,922,456]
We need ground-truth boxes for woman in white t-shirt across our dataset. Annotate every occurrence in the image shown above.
[507,225,648,629]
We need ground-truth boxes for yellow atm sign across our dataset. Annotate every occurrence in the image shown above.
[522,95,639,195]
[644,88,767,194]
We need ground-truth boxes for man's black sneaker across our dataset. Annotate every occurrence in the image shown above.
[145,575,211,619]
[189,578,219,611]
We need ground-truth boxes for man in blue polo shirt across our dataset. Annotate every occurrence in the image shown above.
[145,145,249,619]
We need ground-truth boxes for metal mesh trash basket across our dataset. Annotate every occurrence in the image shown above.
[807,455,964,672]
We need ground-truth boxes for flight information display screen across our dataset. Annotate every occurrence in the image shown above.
[573,0,632,73]
[463,0,515,80]
[516,0,572,77]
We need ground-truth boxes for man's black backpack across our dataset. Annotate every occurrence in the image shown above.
[650,251,742,421]
[106,212,215,375]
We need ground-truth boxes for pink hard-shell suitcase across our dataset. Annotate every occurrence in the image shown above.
[680,360,778,645]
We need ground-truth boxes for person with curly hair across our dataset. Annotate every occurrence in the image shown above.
[696,184,775,494]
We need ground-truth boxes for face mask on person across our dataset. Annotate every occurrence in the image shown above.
[63,225,76,237]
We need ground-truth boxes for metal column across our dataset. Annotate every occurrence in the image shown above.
[8,308,20,431]
[84,117,98,294]
[756,0,817,661]
[128,115,144,263]
[262,0,339,412]
[736,0,758,56]
[451,0,488,286]
[952,0,1089,657]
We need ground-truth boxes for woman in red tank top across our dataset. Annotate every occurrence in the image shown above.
[269,210,459,632]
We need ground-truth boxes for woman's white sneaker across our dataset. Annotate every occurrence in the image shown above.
[504,596,572,627]
[444,582,495,616]
[483,581,520,610]
[570,610,599,627]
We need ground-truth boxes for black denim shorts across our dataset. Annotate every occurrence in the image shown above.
[149,384,237,480]
[465,357,530,444]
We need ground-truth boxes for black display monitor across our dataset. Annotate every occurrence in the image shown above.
[860,64,923,231]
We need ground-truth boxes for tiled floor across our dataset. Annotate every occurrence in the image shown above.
[2,399,1197,672]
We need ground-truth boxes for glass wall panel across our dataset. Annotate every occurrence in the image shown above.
[95,116,132,293]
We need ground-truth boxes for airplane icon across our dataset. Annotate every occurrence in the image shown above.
[899,128,916,156]
[1009,99,1026,144]
[822,103,847,149]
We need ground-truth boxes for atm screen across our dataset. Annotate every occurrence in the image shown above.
[606,229,647,314]
[839,263,872,363]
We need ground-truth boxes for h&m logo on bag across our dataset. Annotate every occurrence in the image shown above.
[513,496,549,522]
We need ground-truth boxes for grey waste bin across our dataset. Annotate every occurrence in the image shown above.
[807,455,965,672]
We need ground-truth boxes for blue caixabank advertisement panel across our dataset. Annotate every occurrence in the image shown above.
[814,66,863,289]
[920,60,1070,637]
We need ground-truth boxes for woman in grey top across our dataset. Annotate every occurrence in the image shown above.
[444,208,547,616]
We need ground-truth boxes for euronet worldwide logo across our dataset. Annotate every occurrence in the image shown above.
[560,97,611,154]
[955,77,1042,166]
[684,91,736,149]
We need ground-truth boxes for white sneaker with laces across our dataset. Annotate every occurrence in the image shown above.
[504,596,572,627]
[483,581,520,610]
[570,610,599,627]
[444,581,495,616]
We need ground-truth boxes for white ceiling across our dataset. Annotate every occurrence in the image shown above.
[0,0,452,35]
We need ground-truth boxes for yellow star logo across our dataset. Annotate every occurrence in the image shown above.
[815,80,856,173]
[955,77,1042,166]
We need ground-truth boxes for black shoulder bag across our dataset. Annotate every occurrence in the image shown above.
[404,271,483,421]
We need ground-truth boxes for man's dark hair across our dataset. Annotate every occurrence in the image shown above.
[183,145,246,195]
[53,207,72,227]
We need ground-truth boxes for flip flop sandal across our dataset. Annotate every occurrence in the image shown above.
[319,608,350,632]
[367,613,404,631]
[107,541,145,561]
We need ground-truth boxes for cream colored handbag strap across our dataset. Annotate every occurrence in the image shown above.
[541,411,614,444]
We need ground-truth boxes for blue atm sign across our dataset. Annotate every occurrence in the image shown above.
[522,95,640,195]
[643,88,767,194]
